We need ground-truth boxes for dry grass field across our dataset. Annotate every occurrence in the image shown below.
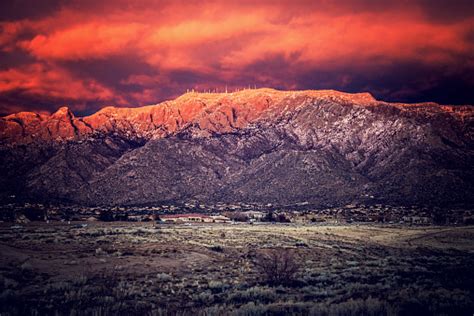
[0,222,473,315]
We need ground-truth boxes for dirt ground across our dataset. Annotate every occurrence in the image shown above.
[0,222,473,315]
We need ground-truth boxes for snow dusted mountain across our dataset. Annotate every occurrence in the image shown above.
[1,88,473,207]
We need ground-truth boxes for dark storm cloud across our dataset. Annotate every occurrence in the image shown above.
[416,0,474,23]
[0,0,62,21]
[0,89,71,116]
[296,60,474,105]
[0,50,34,70]
[60,56,157,90]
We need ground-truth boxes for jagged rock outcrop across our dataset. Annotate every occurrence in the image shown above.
[1,88,473,207]
[0,89,379,143]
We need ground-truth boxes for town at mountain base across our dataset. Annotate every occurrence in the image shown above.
[0,88,473,207]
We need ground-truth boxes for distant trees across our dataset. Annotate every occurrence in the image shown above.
[22,207,46,221]
[263,210,274,222]
[223,212,248,222]
[115,212,129,221]
[98,210,115,222]
[262,211,290,223]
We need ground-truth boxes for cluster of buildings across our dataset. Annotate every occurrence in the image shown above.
[0,202,473,226]
[284,204,471,225]
[159,214,231,223]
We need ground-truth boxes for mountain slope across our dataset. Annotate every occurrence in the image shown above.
[1,88,473,206]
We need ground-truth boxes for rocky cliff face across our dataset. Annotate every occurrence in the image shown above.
[1,88,473,207]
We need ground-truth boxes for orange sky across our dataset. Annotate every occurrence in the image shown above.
[0,0,473,115]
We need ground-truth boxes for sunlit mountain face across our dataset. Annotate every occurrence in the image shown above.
[1,88,473,207]
[0,0,474,116]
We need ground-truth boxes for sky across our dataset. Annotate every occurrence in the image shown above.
[0,0,473,116]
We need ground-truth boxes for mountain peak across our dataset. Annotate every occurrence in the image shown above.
[51,106,74,119]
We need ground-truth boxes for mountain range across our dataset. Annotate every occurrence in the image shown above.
[1,88,473,207]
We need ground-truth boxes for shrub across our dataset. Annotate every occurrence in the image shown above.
[194,290,214,305]
[232,302,267,316]
[309,298,388,316]
[229,286,277,304]
[208,281,228,293]
[254,248,301,285]
[209,245,224,252]
[155,273,173,282]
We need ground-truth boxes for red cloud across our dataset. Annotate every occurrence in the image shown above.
[0,1,473,114]
[22,22,145,60]
[9,3,470,71]
[0,63,121,109]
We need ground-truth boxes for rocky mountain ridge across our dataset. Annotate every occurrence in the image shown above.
[3,88,471,144]
[1,88,473,207]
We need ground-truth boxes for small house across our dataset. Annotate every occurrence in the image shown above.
[210,215,231,223]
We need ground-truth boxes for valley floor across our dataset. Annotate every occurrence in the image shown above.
[0,222,473,315]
